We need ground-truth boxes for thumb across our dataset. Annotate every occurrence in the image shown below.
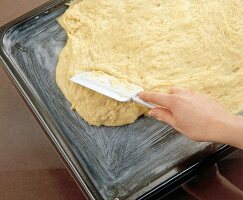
[149,107,175,126]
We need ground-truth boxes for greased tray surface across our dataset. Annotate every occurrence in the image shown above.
[0,1,230,200]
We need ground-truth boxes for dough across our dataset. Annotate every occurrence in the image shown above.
[56,0,243,126]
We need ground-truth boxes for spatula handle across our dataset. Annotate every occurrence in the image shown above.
[132,96,156,109]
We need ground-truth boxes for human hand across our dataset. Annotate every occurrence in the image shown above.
[139,87,236,143]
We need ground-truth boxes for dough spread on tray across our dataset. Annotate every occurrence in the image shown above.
[56,0,243,126]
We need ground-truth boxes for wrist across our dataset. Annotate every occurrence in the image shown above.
[216,115,243,149]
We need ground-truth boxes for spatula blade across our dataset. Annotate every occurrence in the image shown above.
[70,71,144,102]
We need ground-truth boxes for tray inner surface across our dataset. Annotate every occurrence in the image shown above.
[1,4,217,200]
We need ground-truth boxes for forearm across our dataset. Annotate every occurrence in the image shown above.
[212,115,243,149]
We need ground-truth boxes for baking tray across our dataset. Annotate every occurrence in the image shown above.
[0,1,236,200]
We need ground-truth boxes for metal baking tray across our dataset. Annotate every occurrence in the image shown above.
[0,1,235,199]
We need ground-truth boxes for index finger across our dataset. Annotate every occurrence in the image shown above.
[139,92,173,109]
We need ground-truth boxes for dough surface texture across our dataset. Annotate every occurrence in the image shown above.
[56,0,243,126]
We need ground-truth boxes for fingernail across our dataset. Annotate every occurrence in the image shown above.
[139,92,145,97]
[149,110,157,118]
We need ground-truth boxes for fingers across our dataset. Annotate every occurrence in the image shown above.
[139,92,173,109]
[149,107,175,126]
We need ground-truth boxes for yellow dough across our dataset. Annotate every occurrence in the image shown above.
[56,0,243,126]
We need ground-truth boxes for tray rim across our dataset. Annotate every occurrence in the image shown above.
[0,1,236,200]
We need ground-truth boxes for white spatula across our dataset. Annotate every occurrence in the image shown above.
[70,71,156,108]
